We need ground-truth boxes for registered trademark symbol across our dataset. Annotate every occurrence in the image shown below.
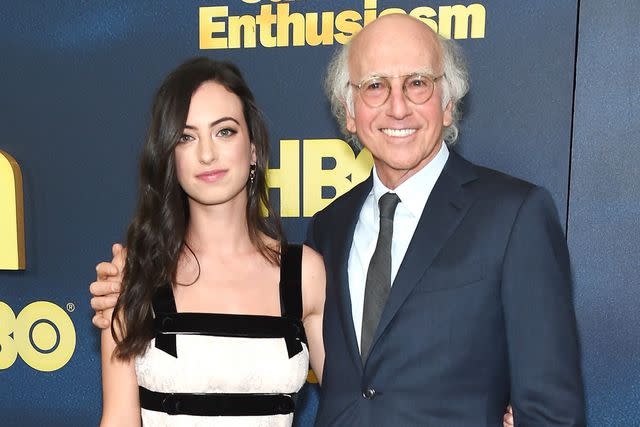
[66,303,75,312]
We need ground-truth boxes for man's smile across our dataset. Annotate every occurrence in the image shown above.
[380,128,417,137]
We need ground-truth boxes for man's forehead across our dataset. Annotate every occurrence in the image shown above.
[349,48,441,80]
[349,23,442,80]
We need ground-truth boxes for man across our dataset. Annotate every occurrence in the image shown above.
[92,14,583,426]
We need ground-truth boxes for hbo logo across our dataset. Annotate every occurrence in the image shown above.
[0,301,76,371]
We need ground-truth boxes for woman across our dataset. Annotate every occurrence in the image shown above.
[100,57,325,426]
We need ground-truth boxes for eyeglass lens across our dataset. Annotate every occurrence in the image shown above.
[360,75,434,107]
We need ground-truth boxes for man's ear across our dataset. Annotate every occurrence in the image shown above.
[344,101,357,134]
[443,100,454,127]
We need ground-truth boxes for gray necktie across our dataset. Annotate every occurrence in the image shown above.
[361,192,400,362]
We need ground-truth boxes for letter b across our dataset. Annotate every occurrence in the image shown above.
[303,139,373,217]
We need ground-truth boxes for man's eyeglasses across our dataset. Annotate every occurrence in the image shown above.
[350,73,444,107]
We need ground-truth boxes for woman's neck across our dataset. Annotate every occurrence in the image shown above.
[185,196,255,258]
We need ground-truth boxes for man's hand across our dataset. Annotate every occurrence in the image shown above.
[90,243,125,329]
[503,404,514,427]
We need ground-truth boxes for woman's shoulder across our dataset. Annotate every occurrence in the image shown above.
[278,243,324,289]
[301,244,323,270]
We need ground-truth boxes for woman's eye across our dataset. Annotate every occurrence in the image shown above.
[217,128,237,138]
[179,134,195,143]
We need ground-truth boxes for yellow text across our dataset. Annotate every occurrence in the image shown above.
[0,301,76,372]
[0,150,25,270]
[267,138,373,217]
[200,1,486,49]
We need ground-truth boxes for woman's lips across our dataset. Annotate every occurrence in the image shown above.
[196,169,227,182]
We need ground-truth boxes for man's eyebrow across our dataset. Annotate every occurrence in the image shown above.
[363,69,437,78]
[184,117,240,129]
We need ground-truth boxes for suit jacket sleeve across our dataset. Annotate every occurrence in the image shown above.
[501,186,585,426]
[304,214,320,252]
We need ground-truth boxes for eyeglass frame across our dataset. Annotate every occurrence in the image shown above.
[349,72,445,107]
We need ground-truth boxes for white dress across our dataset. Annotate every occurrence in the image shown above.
[135,245,309,426]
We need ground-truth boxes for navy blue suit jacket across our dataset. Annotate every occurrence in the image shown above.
[306,151,585,426]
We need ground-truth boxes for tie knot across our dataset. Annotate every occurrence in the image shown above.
[378,192,400,219]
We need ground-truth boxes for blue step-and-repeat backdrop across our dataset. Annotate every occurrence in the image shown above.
[1,1,638,425]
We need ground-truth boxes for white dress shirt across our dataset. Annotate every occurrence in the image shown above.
[348,142,449,349]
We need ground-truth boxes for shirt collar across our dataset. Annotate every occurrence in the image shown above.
[371,142,449,218]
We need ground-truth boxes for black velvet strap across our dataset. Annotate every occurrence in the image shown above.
[280,244,303,320]
[153,285,178,357]
[150,244,307,359]
[139,386,295,416]
[153,312,306,358]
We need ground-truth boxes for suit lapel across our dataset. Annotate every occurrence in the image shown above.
[330,174,373,371]
[371,152,479,351]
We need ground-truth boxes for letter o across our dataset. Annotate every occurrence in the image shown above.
[15,301,76,372]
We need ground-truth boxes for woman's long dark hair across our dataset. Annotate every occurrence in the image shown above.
[112,58,284,359]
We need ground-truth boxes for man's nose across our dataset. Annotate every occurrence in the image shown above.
[385,84,411,119]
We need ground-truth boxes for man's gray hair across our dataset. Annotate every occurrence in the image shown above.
[324,32,469,148]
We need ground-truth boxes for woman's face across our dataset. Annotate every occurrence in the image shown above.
[174,81,256,210]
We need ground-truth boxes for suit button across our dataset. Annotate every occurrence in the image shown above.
[362,387,377,399]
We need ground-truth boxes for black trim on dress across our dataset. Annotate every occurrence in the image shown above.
[140,244,307,418]
[139,386,295,416]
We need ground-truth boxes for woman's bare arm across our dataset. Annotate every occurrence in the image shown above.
[100,307,141,426]
[301,245,326,385]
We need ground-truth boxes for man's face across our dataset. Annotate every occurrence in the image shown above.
[346,16,453,189]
